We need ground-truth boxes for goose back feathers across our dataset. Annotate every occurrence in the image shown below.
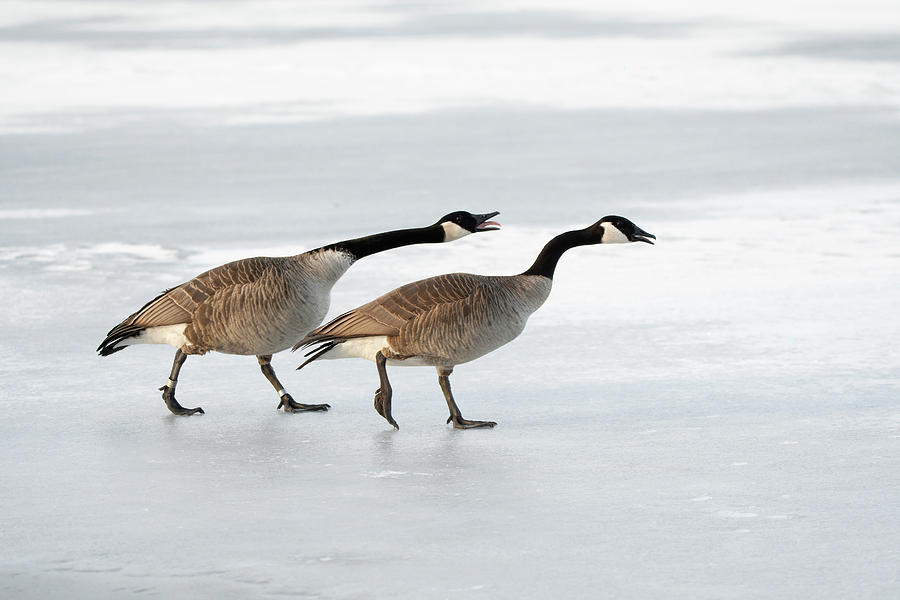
[100,250,353,357]
[297,273,551,368]
[98,211,500,358]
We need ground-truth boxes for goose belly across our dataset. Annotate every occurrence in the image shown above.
[320,336,446,367]
[435,315,528,366]
[419,275,549,365]
[395,309,530,367]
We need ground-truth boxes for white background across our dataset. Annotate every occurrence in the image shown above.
[1,1,898,597]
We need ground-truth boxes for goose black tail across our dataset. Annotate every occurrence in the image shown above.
[97,324,145,356]
[296,341,337,370]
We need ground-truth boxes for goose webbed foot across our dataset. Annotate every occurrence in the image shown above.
[159,385,205,416]
[277,393,330,413]
[437,371,495,429]
[373,352,399,429]
[373,388,399,430]
[446,415,497,429]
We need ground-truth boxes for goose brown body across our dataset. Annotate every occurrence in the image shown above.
[300,273,551,367]
[107,251,351,357]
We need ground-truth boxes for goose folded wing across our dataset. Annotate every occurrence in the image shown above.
[119,257,276,329]
[295,273,481,348]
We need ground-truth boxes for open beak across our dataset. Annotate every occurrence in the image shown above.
[630,226,656,245]
[474,211,501,232]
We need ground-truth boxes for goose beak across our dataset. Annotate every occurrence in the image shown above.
[630,226,656,245]
[474,211,501,232]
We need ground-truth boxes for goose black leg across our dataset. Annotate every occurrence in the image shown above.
[160,349,205,416]
[438,367,496,429]
[374,351,398,429]
[258,355,330,413]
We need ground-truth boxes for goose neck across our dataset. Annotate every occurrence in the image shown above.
[319,225,444,262]
[521,229,593,279]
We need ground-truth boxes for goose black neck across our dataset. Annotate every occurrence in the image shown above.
[320,225,444,262]
[521,229,593,279]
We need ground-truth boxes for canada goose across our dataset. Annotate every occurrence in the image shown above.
[294,216,654,429]
[97,211,501,415]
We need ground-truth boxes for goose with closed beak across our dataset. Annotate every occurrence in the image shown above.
[98,211,501,415]
[294,215,654,429]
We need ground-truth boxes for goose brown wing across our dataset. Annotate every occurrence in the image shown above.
[134,258,277,326]
[98,257,276,353]
[296,273,481,348]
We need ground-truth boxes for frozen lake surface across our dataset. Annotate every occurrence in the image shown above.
[2,1,899,598]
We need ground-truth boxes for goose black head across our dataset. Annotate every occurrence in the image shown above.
[437,211,501,241]
[592,215,656,245]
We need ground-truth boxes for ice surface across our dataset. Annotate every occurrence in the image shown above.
[1,1,899,598]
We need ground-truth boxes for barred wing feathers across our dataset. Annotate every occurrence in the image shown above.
[295,273,482,351]
[97,257,277,355]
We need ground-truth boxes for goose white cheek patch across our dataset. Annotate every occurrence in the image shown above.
[600,222,630,244]
[441,222,471,241]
